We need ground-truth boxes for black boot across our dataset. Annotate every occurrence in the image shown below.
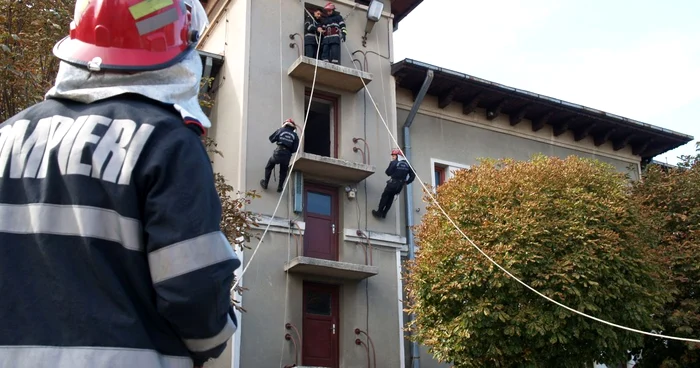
[260,179,268,190]
[277,186,283,193]
[372,210,383,219]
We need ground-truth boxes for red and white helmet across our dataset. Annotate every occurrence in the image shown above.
[53,0,197,72]
[282,118,296,129]
[391,148,403,156]
[324,2,336,11]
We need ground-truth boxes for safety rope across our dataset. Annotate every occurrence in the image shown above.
[341,41,700,344]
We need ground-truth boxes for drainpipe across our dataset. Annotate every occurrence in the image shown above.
[402,69,433,368]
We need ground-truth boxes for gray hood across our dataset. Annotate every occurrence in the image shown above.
[45,49,211,128]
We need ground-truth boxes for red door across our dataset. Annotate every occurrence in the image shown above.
[302,282,340,368]
[303,183,338,260]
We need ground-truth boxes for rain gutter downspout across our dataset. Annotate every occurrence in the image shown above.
[402,69,433,368]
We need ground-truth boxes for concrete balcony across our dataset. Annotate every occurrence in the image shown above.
[284,256,378,281]
[288,56,373,93]
[292,152,375,185]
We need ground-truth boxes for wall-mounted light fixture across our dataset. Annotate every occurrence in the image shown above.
[363,0,384,46]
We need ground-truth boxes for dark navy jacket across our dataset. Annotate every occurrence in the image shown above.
[304,14,323,42]
[0,95,240,368]
[386,159,416,183]
[322,11,346,39]
[269,126,299,153]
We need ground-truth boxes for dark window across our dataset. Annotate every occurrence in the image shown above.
[304,91,338,158]
[305,290,332,315]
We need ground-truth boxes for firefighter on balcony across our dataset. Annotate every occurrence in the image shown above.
[304,8,324,58]
[372,149,416,219]
[261,119,300,193]
[320,2,346,64]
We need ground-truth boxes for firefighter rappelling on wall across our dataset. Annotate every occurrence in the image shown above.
[373,149,416,219]
[261,119,300,192]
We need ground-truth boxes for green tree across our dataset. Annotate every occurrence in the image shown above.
[0,0,74,121]
[406,155,669,368]
[633,148,700,368]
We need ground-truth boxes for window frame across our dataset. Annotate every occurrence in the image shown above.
[430,158,471,189]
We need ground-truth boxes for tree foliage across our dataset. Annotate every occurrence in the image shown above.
[406,155,670,368]
[633,148,700,368]
[0,0,73,121]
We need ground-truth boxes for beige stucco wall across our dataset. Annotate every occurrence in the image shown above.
[234,222,404,368]
[201,0,406,367]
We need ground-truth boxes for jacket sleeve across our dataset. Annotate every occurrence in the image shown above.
[269,129,280,143]
[406,166,416,184]
[385,161,396,176]
[339,16,347,32]
[305,18,315,33]
[140,127,240,365]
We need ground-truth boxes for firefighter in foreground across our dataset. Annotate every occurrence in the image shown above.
[304,8,325,58]
[373,149,416,219]
[261,119,300,192]
[0,1,239,367]
[321,2,347,64]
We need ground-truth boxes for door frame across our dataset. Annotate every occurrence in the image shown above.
[303,181,339,261]
[304,89,339,158]
[302,282,340,368]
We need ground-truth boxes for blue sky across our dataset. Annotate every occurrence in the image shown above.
[393,0,699,164]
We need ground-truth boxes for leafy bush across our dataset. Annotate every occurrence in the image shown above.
[406,155,669,368]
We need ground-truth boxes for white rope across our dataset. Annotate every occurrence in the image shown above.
[341,41,700,344]
[232,11,322,292]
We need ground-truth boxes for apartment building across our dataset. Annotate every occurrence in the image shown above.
[194,1,693,367]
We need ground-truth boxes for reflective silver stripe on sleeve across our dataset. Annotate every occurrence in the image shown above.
[183,315,236,352]
[0,346,192,368]
[0,203,142,251]
[135,7,179,36]
[148,231,236,284]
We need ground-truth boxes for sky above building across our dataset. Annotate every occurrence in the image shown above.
[393,0,699,164]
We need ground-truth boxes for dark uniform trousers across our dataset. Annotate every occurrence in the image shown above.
[321,35,341,63]
[304,34,320,58]
[378,179,405,216]
[264,146,292,191]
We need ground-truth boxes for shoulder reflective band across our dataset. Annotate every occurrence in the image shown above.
[135,7,179,36]
[129,0,174,20]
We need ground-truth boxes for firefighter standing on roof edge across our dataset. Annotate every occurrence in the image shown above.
[321,2,347,64]
[0,1,239,368]
[261,119,300,193]
[373,149,416,219]
[304,8,325,58]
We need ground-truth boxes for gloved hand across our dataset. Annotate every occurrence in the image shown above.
[341,31,346,42]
